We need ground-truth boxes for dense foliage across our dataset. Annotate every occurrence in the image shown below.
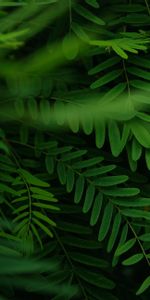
[0,0,150,299]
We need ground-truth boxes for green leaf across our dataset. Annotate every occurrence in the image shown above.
[13,204,28,214]
[95,120,106,148]
[115,238,136,257]
[98,202,113,241]
[136,276,150,295]
[83,165,116,177]
[33,202,60,211]
[112,197,150,207]
[33,211,56,227]
[130,121,150,148]
[73,156,104,169]
[74,4,105,25]
[77,268,115,289]
[70,252,108,268]
[62,34,79,60]
[31,223,43,249]
[32,194,58,202]
[83,184,95,213]
[13,212,29,223]
[145,149,150,170]
[131,138,142,161]
[102,187,140,197]
[121,209,150,220]
[74,175,85,204]
[111,4,146,12]
[123,14,149,24]
[50,146,73,155]
[85,0,99,8]
[0,232,20,241]
[108,120,121,157]
[90,192,103,226]
[30,187,54,198]
[0,245,21,257]
[107,213,122,253]
[139,233,150,242]
[137,112,150,122]
[90,70,122,89]
[130,80,150,92]
[112,44,128,59]
[27,97,38,121]
[0,162,16,173]
[0,141,9,154]
[103,188,140,197]
[127,143,137,172]
[112,224,128,267]
[81,112,93,135]
[0,172,13,183]
[45,155,55,175]
[33,218,53,238]
[0,183,20,196]
[61,236,102,249]
[121,44,138,54]
[66,168,75,192]
[57,161,66,185]
[102,82,127,103]
[66,104,80,133]
[88,57,120,75]
[96,175,128,186]
[61,150,87,161]
[128,66,150,80]
[14,218,28,233]
[57,221,92,235]
[129,55,150,69]
[71,22,89,42]
[122,253,143,266]
[19,169,49,187]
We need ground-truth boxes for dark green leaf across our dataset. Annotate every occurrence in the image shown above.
[33,211,56,227]
[107,213,122,253]
[115,238,136,257]
[77,268,115,289]
[98,202,113,241]
[122,254,143,266]
[66,167,75,192]
[90,70,122,89]
[57,161,66,185]
[19,169,49,187]
[90,192,103,226]
[74,4,105,25]
[73,156,104,169]
[136,276,150,295]
[74,175,85,204]
[83,165,116,177]
[103,188,140,197]
[70,252,109,268]
[95,175,128,186]
[108,120,121,157]
[83,184,95,213]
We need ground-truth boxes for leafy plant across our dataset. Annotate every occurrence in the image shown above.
[0,0,150,299]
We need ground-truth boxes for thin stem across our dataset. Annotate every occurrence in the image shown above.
[68,0,72,31]
[127,219,150,266]
[144,0,150,15]
[109,200,150,267]
[6,141,32,233]
[122,59,131,96]
[52,229,89,300]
